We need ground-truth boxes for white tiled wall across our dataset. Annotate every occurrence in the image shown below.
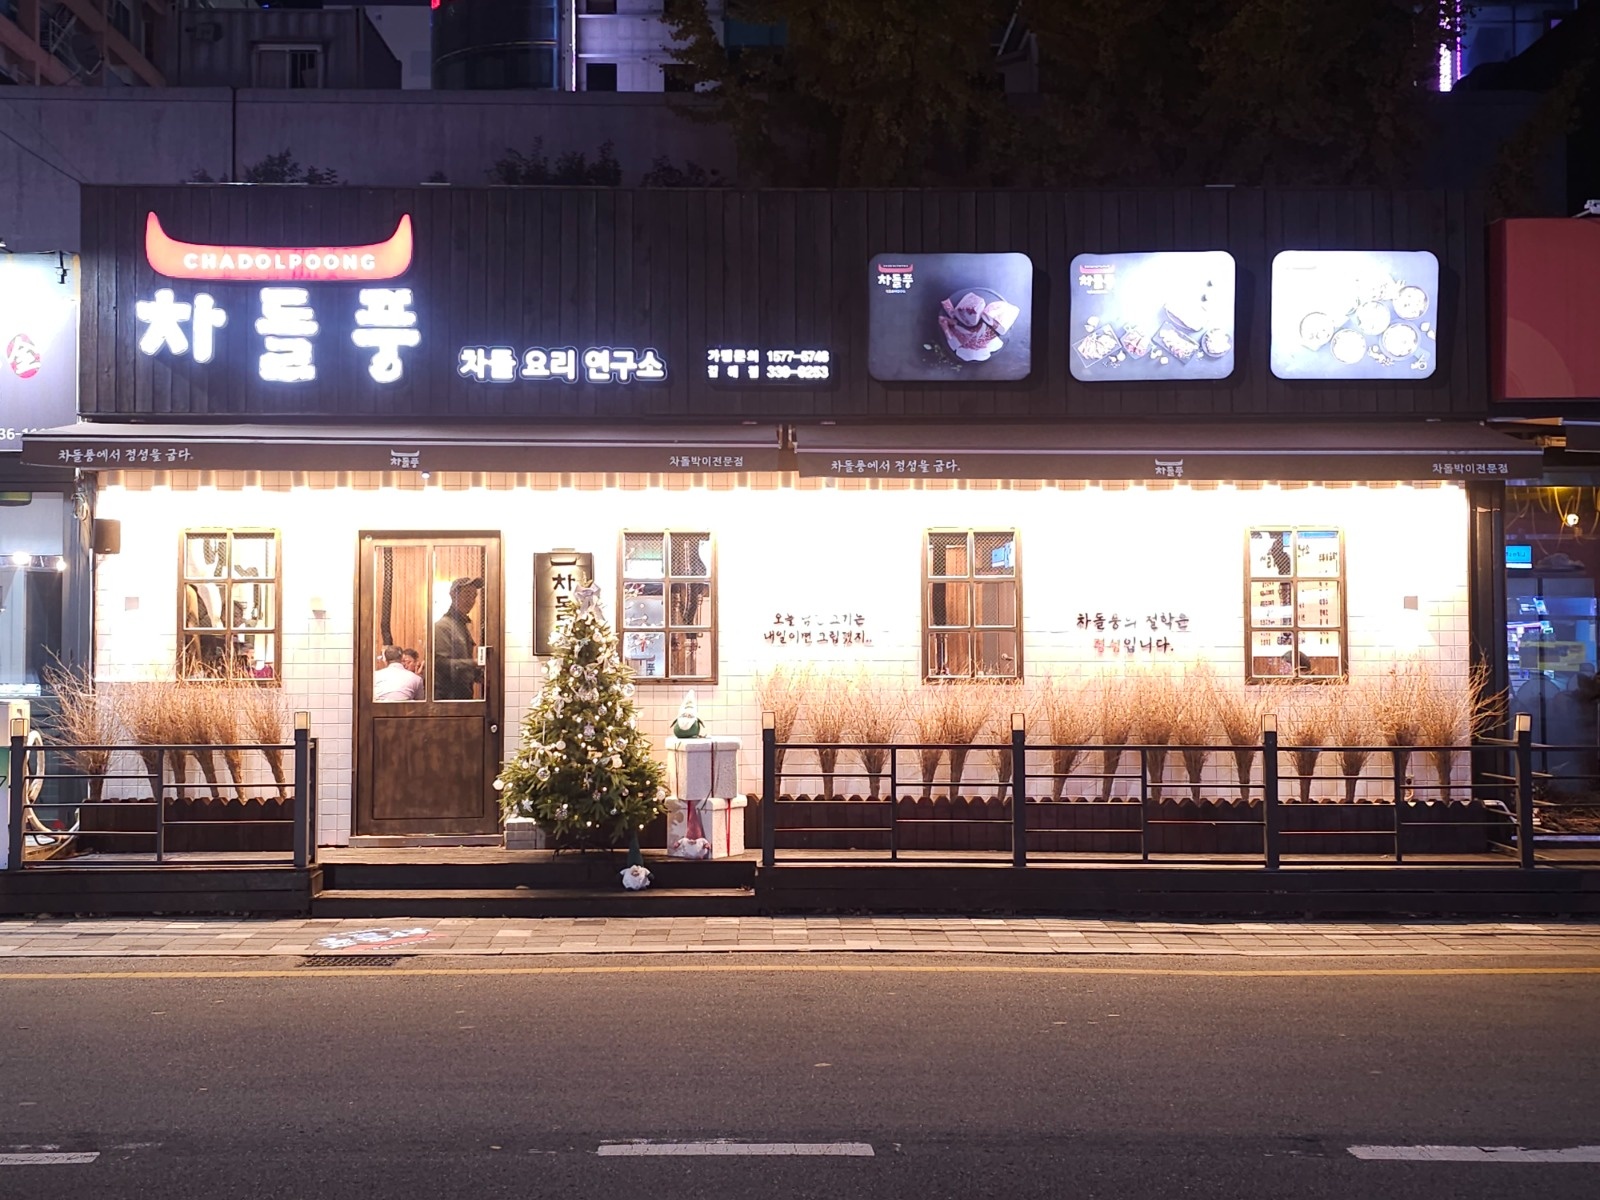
[91,476,1472,842]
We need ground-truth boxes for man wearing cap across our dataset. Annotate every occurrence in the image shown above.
[433,576,483,700]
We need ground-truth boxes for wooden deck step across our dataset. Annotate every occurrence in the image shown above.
[311,887,758,919]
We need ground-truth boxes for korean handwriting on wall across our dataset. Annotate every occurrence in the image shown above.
[765,612,871,647]
[1077,611,1190,655]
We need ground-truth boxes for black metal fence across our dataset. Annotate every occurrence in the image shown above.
[759,714,1599,869]
[6,721,319,870]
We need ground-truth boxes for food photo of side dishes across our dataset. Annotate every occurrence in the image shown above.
[1068,251,1237,383]
[1271,250,1440,380]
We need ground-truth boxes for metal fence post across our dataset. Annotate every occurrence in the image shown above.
[308,738,320,865]
[1392,749,1406,864]
[889,745,899,861]
[6,720,25,872]
[1012,712,1027,869]
[154,747,166,864]
[292,711,310,870]
[1262,715,1280,870]
[761,711,776,868]
[1514,712,1535,870]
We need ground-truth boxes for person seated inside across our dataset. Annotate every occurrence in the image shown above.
[374,644,424,702]
[400,647,422,677]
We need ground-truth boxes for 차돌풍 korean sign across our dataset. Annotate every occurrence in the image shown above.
[135,213,422,388]
[867,252,1034,382]
[1069,251,1236,382]
[0,254,79,451]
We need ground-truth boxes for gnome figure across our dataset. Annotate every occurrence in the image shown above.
[671,690,704,739]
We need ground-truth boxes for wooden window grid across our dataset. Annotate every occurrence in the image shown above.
[1245,526,1348,683]
[923,528,1022,680]
[179,528,282,682]
[618,530,716,684]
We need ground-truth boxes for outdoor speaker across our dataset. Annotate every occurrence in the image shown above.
[92,518,121,555]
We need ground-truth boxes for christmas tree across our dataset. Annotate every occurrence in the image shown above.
[497,582,666,850]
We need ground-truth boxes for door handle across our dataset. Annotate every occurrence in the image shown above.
[489,723,499,735]
[476,645,490,667]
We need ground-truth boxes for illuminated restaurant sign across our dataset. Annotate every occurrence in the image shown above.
[1270,250,1439,381]
[1069,251,1236,382]
[867,252,1033,382]
[136,213,421,385]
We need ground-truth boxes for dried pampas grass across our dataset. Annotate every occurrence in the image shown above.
[1414,663,1500,802]
[1130,672,1183,802]
[240,686,290,801]
[1171,688,1215,804]
[40,664,118,804]
[1212,686,1269,803]
[1374,663,1427,797]
[1038,676,1096,801]
[805,672,850,800]
[911,682,992,800]
[1285,692,1335,804]
[1333,682,1379,804]
[1097,676,1136,802]
[756,665,809,790]
[845,673,903,799]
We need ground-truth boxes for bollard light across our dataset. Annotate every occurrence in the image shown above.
[9,716,25,740]
[762,710,775,731]
[294,710,311,732]
[1261,713,1278,734]
[1515,712,1531,734]
[1011,711,1026,732]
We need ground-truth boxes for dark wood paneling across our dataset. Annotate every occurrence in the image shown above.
[79,185,1491,423]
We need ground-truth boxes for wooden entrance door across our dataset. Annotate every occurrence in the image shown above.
[355,532,503,837]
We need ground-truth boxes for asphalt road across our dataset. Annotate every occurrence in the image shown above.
[1,954,1597,1199]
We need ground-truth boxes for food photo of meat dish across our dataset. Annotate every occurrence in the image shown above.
[867,252,1034,382]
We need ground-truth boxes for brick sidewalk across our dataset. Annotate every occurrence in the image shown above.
[0,916,1597,958]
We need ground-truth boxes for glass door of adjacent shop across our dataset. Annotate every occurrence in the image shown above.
[355,532,503,837]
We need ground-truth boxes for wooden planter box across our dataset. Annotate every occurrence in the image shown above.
[76,794,293,854]
[769,795,1499,855]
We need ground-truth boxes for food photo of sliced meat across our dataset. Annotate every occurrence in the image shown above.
[867,251,1034,381]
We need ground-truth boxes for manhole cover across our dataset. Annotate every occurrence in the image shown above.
[299,954,408,968]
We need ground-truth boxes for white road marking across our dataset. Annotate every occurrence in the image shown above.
[598,1141,874,1158]
[0,1152,100,1165]
[1349,1145,1600,1163]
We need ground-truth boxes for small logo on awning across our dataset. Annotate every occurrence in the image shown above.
[1154,458,1184,478]
[145,213,413,283]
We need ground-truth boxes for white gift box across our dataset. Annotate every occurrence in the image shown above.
[667,795,748,859]
[665,736,740,802]
[502,815,547,850]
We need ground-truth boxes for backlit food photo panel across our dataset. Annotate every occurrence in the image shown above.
[867,252,1034,382]
[1068,251,1236,382]
[1271,250,1440,380]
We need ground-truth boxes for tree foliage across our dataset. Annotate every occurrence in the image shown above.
[666,0,1454,187]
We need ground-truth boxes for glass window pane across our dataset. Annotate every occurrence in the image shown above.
[1297,580,1340,628]
[373,545,430,700]
[624,533,665,580]
[1250,630,1295,678]
[670,581,712,627]
[927,531,969,578]
[623,580,665,629]
[974,532,1015,577]
[927,632,972,678]
[229,581,274,631]
[431,546,485,702]
[1301,630,1342,677]
[974,580,1016,627]
[669,631,712,678]
[976,631,1019,677]
[183,581,226,629]
[231,532,276,580]
[669,532,711,578]
[928,582,971,628]
[184,533,228,579]
[1295,529,1340,578]
[624,631,665,679]
[230,632,276,680]
[1250,530,1293,577]
[1250,580,1294,628]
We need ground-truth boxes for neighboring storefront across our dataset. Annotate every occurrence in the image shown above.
[0,252,90,705]
[18,185,1540,845]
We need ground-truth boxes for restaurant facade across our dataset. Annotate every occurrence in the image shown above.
[15,184,1548,846]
